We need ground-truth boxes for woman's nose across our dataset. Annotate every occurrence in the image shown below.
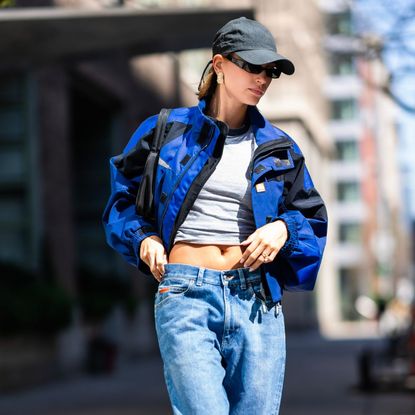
[256,72,267,84]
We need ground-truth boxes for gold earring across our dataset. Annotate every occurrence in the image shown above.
[217,72,224,84]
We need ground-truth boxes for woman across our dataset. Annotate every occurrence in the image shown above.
[103,16,327,415]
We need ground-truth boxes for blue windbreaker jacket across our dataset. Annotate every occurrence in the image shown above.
[102,98,328,302]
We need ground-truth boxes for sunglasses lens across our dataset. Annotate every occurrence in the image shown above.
[246,63,263,74]
[227,55,280,78]
[269,68,281,78]
[248,63,280,78]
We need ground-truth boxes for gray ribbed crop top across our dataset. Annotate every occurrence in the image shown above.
[174,124,258,245]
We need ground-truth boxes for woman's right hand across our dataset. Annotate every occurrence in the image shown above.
[139,235,168,282]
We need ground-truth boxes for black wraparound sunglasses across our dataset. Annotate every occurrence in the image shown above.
[225,55,281,79]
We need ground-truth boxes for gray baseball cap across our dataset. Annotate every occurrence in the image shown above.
[212,17,295,75]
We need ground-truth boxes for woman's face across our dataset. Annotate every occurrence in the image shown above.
[213,53,275,106]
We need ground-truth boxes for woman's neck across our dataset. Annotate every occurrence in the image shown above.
[206,91,248,129]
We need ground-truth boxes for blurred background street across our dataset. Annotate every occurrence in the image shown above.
[1,0,415,414]
[0,330,414,415]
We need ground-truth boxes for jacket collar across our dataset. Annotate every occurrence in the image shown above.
[196,98,282,146]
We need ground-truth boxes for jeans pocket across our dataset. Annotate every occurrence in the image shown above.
[154,277,195,308]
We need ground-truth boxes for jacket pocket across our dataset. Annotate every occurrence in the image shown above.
[251,140,295,185]
[252,150,295,185]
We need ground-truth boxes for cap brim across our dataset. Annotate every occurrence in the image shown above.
[236,49,295,75]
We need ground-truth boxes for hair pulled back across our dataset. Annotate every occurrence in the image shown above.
[197,65,218,101]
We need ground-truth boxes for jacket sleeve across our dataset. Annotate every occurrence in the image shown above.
[274,145,328,291]
[102,114,159,274]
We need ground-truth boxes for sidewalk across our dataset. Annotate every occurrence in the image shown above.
[0,351,171,415]
[0,331,414,415]
[282,331,415,415]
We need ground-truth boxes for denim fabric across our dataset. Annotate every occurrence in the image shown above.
[154,263,286,415]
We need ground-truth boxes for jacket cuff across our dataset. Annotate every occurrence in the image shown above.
[132,226,159,273]
[275,214,298,257]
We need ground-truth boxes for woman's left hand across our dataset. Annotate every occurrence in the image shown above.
[239,220,288,271]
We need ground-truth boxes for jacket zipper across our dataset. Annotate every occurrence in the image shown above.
[160,126,216,244]
[167,135,225,251]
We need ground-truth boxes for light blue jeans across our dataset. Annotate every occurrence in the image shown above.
[154,263,286,415]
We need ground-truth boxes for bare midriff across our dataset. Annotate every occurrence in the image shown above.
[168,242,246,270]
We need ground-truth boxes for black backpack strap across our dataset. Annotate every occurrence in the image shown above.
[135,108,171,218]
[150,108,170,152]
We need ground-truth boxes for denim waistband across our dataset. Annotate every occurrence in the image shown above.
[163,263,262,288]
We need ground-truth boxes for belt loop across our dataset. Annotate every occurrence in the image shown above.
[196,267,204,286]
[237,268,247,290]
[274,302,282,317]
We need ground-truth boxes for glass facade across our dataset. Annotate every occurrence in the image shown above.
[331,98,357,120]
[70,79,122,276]
[330,53,355,75]
[337,181,360,202]
[335,140,359,161]
[327,10,353,36]
[339,222,361,243]
[339,267,360,320]
[0,74,33,265]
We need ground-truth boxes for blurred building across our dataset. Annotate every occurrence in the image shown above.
[0,0,252,288]
[319,0,411,336]
[0,0,254,389]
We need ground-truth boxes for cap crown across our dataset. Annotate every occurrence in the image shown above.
[212,17,277,55]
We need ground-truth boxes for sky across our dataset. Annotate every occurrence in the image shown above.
[355,0,415,219]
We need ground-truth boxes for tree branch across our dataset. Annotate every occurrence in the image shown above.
[359,68,415,114]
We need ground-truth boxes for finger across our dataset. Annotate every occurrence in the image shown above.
[240,239,260,264]
[149,255,161,282]
[266,250,278,263]
[152,266,162,282]
[248,257,264,271]
[156,253,167,276]
[149,254,161,280]
[240,237,254,245]
[240,232,256,246]
[244,243,266,268]
[253,247,274,269]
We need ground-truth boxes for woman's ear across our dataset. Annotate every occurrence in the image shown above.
[212,54,225,74]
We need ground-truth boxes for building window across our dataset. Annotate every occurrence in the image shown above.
[70,77,122,276]
[330,54,355,75]
[327,10,353,36]
[337,181,360,202]
[339,267,360,320]
[331,99,357,120]
[339,223,361,243]
[335,140,359,161]
[0,74,32,265]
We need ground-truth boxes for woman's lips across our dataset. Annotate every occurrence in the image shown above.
[248,88,264,97]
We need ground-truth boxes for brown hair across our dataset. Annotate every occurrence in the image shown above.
[197,66,218,101]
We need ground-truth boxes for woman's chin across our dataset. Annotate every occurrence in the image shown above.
[245,96,262,106]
